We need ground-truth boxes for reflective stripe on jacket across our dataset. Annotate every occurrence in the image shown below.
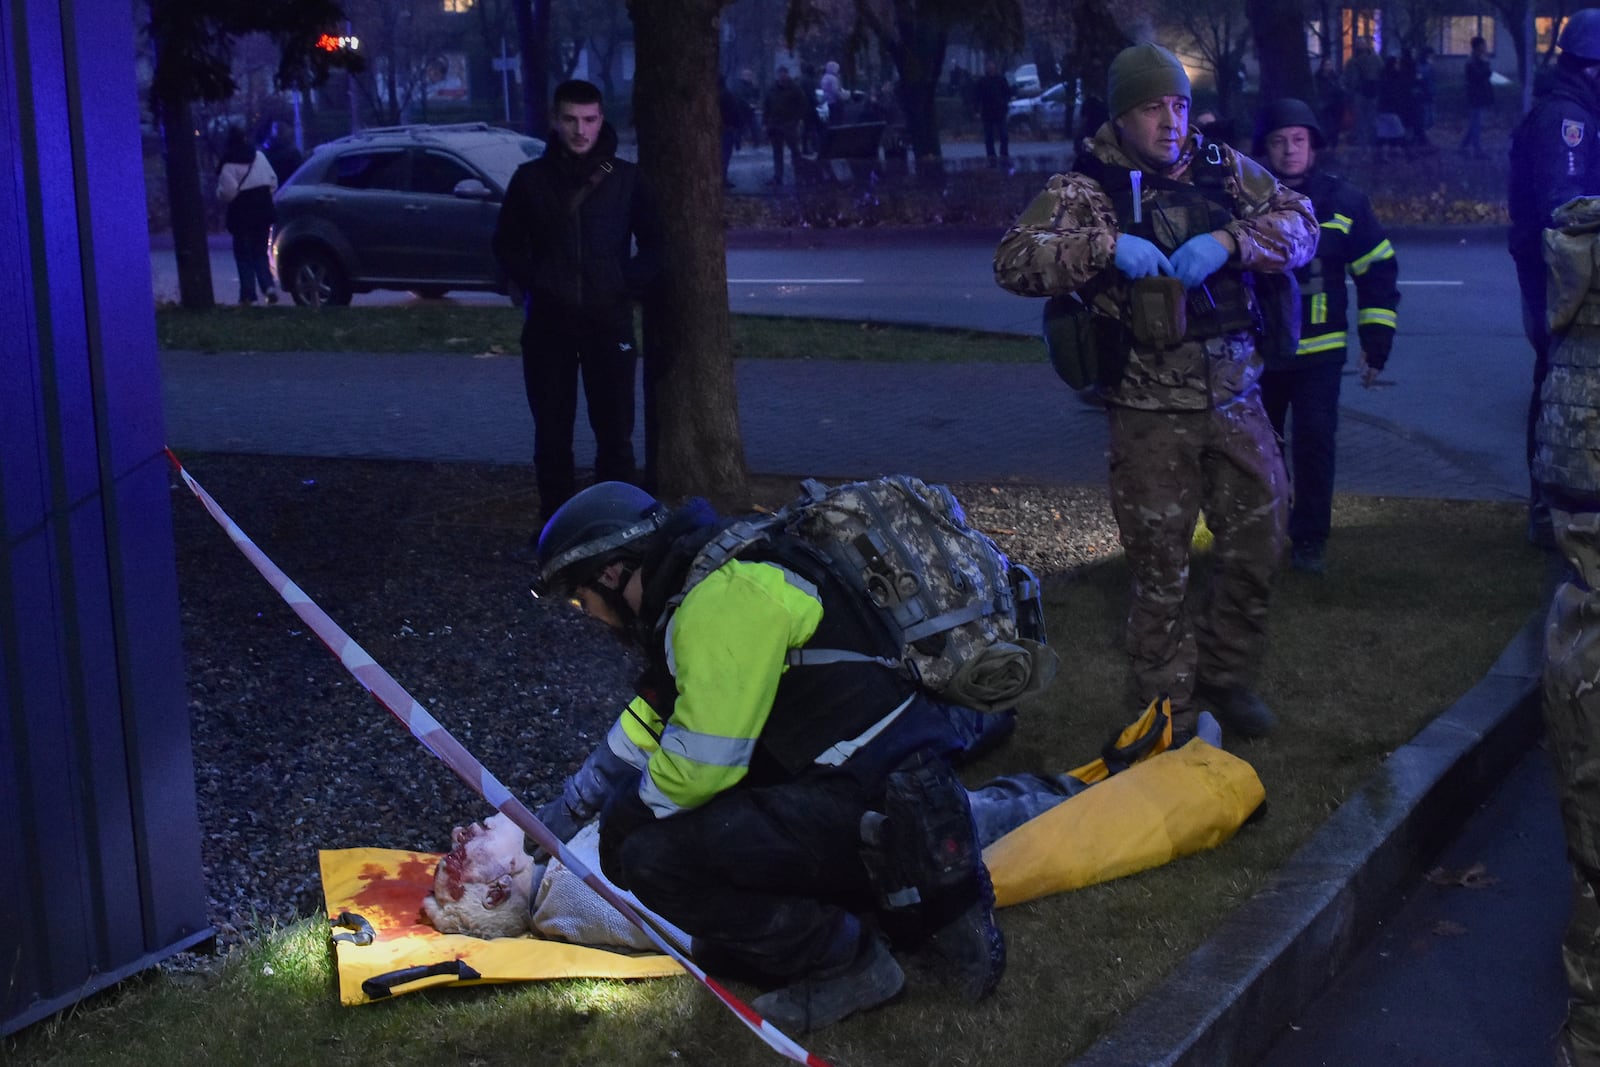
[1274,168,1399,370]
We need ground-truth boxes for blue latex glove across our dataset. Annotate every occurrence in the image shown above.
[1169,233,1231,289]
[1113,233,1173,279]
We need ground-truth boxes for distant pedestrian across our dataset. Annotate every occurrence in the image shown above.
[762,66,809,186]
[799,63,823,152]
[1508,10,1600,548]
[974,60,1013,164]
[214,125,279,306]
[491,79,662,527]
[1345,36,1382,144]
[736,67,762,143]
[718,77,743,188]
[1375,55,1409,159]
[1460,36,1493,157]
[1415,47,1437,137]
[820,60,845,124]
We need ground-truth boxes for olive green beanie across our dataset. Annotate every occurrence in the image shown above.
[1107,43,1191,118]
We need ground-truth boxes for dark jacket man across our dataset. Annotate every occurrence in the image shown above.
[492,79,660,522]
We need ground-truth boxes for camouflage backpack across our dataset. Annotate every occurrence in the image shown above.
[670,475,1058,713]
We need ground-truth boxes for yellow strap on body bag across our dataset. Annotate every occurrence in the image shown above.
[983,698,1266,908]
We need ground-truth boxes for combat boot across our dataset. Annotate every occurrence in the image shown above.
[750,933,904,1033]
[1194,683,1277,739]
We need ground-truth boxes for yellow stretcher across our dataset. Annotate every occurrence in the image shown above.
[321,700,1265,1003]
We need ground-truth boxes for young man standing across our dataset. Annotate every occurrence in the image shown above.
[492,80,661,527]
[1254,98,1400,574]
[994,42,1317,741]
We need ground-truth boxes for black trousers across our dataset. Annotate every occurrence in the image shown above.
[520,312,638,518]
[613,773,877,983]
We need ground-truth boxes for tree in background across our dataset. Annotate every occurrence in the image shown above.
[342,0,462,126]
[1167,0,1253,121]
[1245,0,1313,104]
[790,0,1024,172]
[629,0,749,501]
[1066,0,1134,138]
[508,0,551,136]
[146,0,354,309]
[554,0,631,107]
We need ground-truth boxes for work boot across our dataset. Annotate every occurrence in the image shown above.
[1194,683,1277,739]
[860,751,1006,1000]
[750,934,904,1034]
[927,862,1006,1001]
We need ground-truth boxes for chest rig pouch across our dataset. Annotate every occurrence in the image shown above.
[1083,145,1257,346]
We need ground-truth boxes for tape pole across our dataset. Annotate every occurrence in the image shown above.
[165,450,832,1067]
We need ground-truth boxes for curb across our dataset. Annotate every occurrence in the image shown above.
[1070,608,1545,1067]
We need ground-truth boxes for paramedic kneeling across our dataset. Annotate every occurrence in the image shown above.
[529,482,1006,1033]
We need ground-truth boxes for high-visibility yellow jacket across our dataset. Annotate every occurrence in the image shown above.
[606,542,935,819]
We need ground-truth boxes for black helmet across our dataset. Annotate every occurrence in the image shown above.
[1252,97,1324,156]
[1561,9,1600,63]
[535,482,666,595]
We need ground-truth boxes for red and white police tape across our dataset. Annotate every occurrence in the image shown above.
[165,449,831,1067]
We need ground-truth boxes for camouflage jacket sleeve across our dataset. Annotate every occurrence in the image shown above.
[1220,149,1319,274]
[993,171,1121,297]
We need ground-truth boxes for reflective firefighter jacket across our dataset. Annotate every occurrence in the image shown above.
[1271,168,1399,371]
[603,537,947,820]
[993,123,1317,411]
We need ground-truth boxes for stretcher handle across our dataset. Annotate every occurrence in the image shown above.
[361,959,483,1000]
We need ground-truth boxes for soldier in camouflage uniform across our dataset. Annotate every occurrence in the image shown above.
[993,42,1317,740]
[1536,197,1600,1067]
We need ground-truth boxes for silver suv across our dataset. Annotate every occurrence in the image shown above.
[271,123,545,306]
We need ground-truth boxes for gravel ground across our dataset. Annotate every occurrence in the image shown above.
[169,454,1120,953]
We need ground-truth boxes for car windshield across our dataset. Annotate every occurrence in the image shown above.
[467,137,546,188]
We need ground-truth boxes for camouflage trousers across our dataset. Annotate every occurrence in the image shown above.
[1106,398,1287,713]
[1544,510,1600,1057]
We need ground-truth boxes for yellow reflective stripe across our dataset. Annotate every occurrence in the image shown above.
[1311,291,1327,325]
[1323,213,1353,235]
[1359,307,1397,328]
[1350,238,1395,276]
[1296,330,1347,355]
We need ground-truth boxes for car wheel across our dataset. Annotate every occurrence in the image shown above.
[284,247,352,308]
[410,286,447,300]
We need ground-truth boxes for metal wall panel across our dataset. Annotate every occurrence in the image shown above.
[1,0,211,1036]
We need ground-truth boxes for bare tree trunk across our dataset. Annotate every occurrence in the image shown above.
[156,91,215,309]
[629,0,747,503]
[1246,0,1314,105]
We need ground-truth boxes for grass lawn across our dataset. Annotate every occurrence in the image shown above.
[4,479,1545,1066]
[154,305,1041,364]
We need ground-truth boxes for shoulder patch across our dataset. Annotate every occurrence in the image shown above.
[1564,118,1586,148]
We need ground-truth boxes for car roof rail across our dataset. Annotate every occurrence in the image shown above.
[332,122,506,143]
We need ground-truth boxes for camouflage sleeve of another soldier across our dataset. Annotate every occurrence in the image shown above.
[1216,146,1319,275]
[993,172,1122,298]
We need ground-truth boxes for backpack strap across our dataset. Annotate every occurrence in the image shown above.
[567,159,614,215]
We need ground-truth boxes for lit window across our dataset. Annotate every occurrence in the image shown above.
[1440,15,1495,56]
[442,0,473,11]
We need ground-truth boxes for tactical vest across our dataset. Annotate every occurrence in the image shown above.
[1076,146,1257,343]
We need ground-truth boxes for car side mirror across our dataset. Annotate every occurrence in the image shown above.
[453,178,492,199]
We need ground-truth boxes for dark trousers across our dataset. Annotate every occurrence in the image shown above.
[769,127,802,184]
[230,225,274,302]
[982,117,1009,159]
[520,313,638,519]
[613,773,875,982]
[1516,251,1554,513]
[1260,359,1344,550]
